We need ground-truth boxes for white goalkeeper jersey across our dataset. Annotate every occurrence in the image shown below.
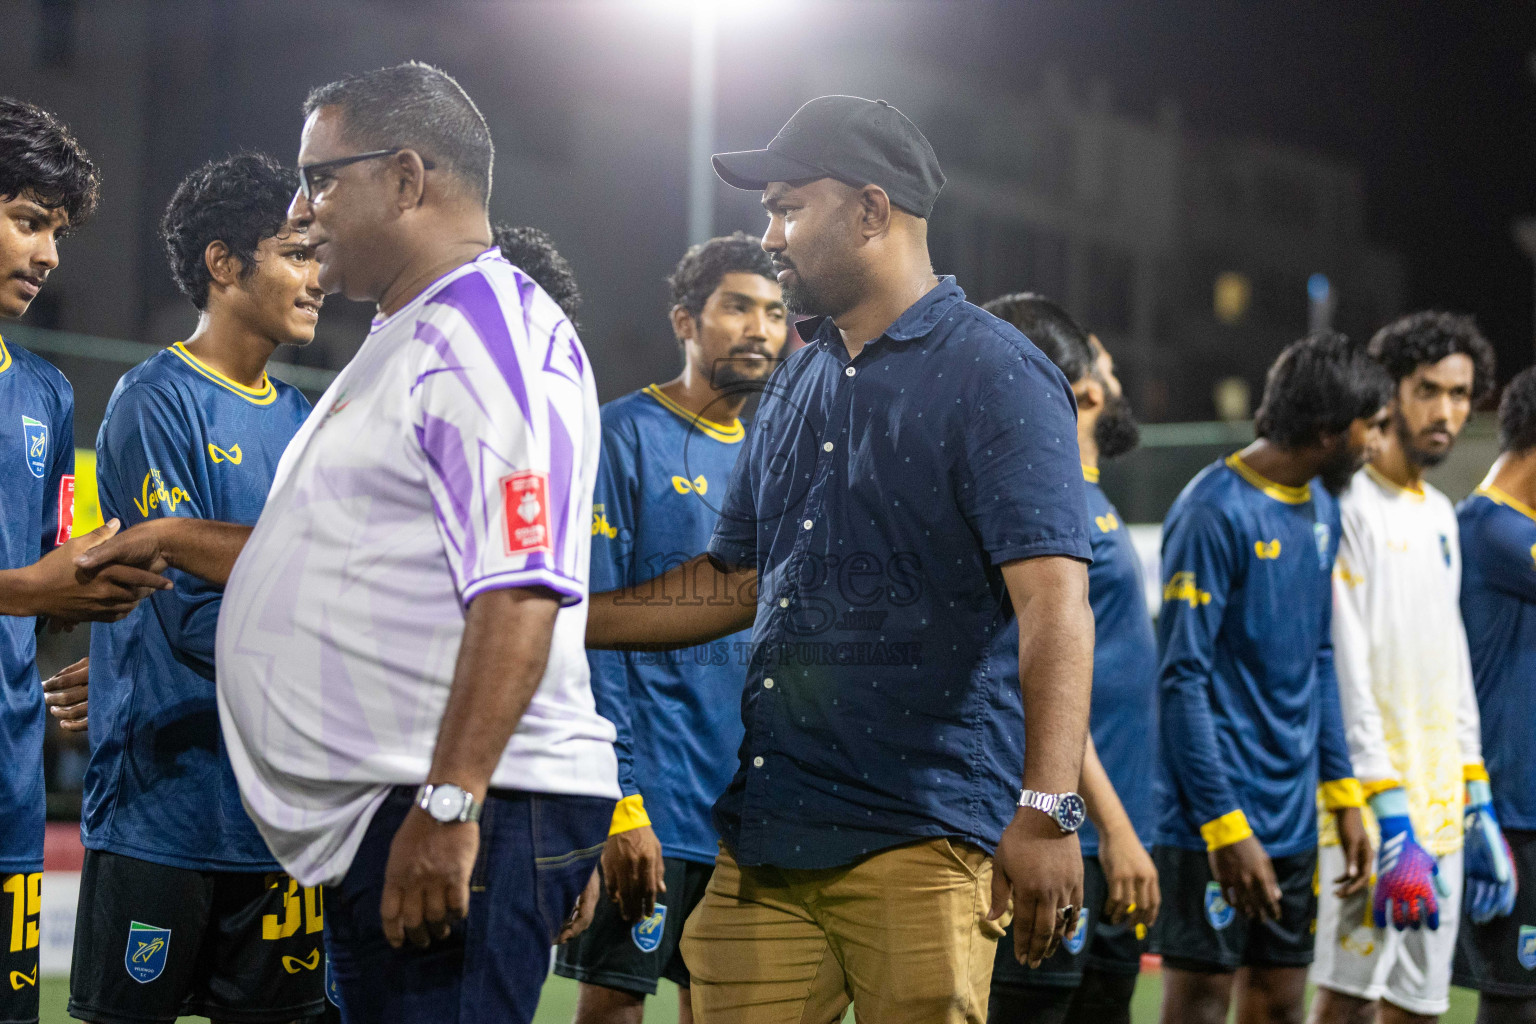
[1322,464,1481,856]
[216,250,619,886]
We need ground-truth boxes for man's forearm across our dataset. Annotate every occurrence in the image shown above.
[426,586,561,797]
[1007,557,1094,793]
[154,519,252,586]
[1080,734,1135,839]
[586,553,757,650]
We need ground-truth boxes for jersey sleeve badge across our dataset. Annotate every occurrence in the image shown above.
[502,469,553,555]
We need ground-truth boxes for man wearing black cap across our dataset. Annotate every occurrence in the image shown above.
[587,95,1095,1022]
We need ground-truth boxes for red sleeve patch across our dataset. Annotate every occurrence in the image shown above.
[502,470,553,556]
[56,474,75,545]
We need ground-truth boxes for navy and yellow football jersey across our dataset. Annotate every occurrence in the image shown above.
[1458,485,1536,830]
[0,335,74,873]
[1080,466,1159,855]
[589,384,749,864]
[1154,454,1356,855]
[83,343,310,870]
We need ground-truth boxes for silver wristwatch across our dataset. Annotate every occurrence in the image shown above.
[415,783,482,824]
[1019,789,1087,834]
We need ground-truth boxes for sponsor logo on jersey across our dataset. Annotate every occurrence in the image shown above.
[632,903,667,953]
[56,474,74,545]
[282,948,321,973]
[1254,539,1281,559]
[592,503,618,539]
[501,469,553,556]
[1314,522,1332,569]
[672,474,708,496]
[1163,571,1212,608]
[1519,924,1536,971]
[133,469,192,517]
[1439,533,1452,567]
[208,442,243,465]
[8,965,35,990]
[1204,882,1235,931]
[1095,512,1120,533]
[1061,909,1089,954]
[321,391,351,426]
[124,921,171,983]
[21,416,46,478]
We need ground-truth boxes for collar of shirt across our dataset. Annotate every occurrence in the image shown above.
[794,276,966,359]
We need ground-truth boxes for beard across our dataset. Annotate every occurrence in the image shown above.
[1395,409,1451,469]
[1094,392,1140,461]
[710,349,778,392]
[1318,444,1365,495]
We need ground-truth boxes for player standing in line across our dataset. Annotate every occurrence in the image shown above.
[0,97,174,1024]
[982,294,1158,1024]
[1309,312,1509,1023]
[78,63,619,1024]
[1452,365,1536,1024]
[554,233,787,1023]
[66,154,329,1024]
[492,223,583,324]
[1154,333,1381,1024]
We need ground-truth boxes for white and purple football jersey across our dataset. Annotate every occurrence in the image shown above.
[216,249,618,885]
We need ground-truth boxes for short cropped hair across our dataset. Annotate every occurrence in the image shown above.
[982,292,1094,384]
[304,62,493,204]
[492,223,582,323]
[1255,332,1393,448]
[667,231,776,320]
[1498,366,1536,454]
[1368,310,1496,402]
[161,153,299,310]
[0,97,99,228]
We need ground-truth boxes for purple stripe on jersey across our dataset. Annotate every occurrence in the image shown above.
[412,321,490,418]
[414,414,476,568]
[541,321,585,387]
[318,606,374,777]
[427,272,533,429]
[547,407,574,569]
[514,269,538,347]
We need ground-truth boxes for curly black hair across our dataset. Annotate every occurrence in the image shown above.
[1498,366,1536,454]
[160,153,299,310]
[667,231,776,321]
[982,292,1094,384]
[492,224,581,324]
[1255,332,1393,448]
[1368,310,1496,403]
[0,97,99,228]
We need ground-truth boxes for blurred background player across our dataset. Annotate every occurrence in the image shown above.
[0,96,172,1024]
[1309,312,1505,1024]
[67,154,327,1024]
[1153,333,1384,1024]
[554,232,787,1023]
[493,223,582,324]
[982,294,1158,1024]
[1452,365,1536,1024]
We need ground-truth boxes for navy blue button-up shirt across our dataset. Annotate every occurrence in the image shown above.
[707,278,1091,869]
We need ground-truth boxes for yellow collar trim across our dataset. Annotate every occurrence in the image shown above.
[170,343,276,406]
[1478,484,1536,525]
[0,335,11,376]
[1082,464,1100,483]
[644,384,744,444]
[1225,453,1311,505]
[1365,464,1425,501]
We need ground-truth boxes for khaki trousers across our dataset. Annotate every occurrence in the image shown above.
[679,839,1007,1023]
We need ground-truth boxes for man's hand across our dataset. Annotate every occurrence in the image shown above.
[557,868,602,944]
[7,520,171,622]
[1333,807,1371,897]
[43,657,89,733]
[990,808,1083,967]
[1209,835,1281,920]
[379,806,479,949]
[1099,824,1159,929]
[72,517,173,576]
[601,825,666,923]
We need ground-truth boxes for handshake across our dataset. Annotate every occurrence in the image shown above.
[10,518,174,629]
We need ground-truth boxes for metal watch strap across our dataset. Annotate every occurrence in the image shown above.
[416,783,482,824]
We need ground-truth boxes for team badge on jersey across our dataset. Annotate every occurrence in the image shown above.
[1439,533,1452,568]
[1204,882,1235,931]
[1313,522,1332,569]
[1519,924,1536,970]
[1062,908,1089,954]
[21,415,46,478]
[631,903,667,953]
[502,469,553,555]
[124,920,171,983]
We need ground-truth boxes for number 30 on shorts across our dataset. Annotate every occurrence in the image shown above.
[262,876,324,940]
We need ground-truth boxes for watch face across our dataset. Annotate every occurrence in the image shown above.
[1055,793,1087,833]
[428,786,466,822]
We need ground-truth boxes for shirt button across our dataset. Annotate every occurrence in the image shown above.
[753,756,765,768]
[845,366,856,377]
[763,678,775,689]
[803,519,813,530]
[823,441,834,452]
[779,597,790,608]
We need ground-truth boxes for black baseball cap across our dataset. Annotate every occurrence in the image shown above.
[712,95,945,219]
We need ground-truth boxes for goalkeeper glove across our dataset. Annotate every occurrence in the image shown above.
[1464,778,1518,925]
[1371,787,1446,931]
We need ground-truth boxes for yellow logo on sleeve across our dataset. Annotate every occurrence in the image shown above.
[207,442,242,464]
[1163,571,1212,608]
[1095,512,1119,533]
[1254,539,1282,559]
[672,474,708,496]
[133,469,192,517]
[592,504,618,539]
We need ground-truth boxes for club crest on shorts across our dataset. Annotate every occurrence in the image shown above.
[1519,924,1536,971]
[1313,522,1331,569]
[124,921,171,983]
[21,416,46,478]
[631,903,667,953]
[1062,908,1089,954]
[1205,882,1235,931]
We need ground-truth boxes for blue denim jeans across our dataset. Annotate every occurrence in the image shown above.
[325,786,611,1024]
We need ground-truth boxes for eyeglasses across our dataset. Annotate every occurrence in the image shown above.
[296,148,437,201]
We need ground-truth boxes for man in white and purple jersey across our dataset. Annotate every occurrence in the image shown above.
[76,62,619,1024]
